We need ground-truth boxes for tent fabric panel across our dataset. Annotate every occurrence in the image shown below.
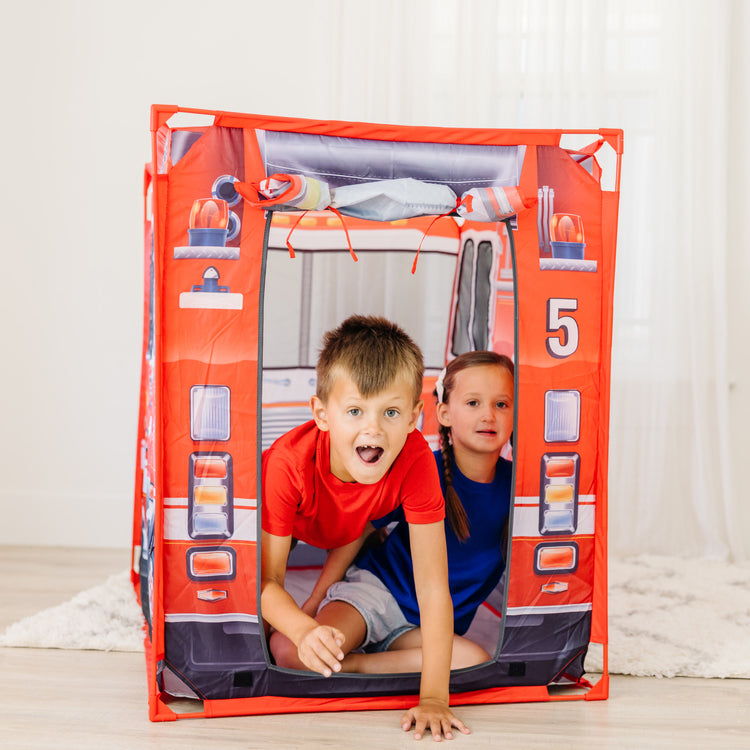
[258,130,525,194]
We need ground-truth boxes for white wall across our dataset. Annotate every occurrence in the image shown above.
[1,0,748,551]
[0,0,409,549]
[727,0,750,557]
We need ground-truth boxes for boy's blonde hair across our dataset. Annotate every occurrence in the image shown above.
[316,315,424,404]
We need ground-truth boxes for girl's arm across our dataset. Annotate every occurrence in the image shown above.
[403,520,470,740]
[300,523,375,617]
[260,530,345,676]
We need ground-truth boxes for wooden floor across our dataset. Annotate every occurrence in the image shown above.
[1,546,749,749]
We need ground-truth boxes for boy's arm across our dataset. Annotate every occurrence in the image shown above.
[403,520,470,741]
[300,523,375,617]
[260,530,345,676]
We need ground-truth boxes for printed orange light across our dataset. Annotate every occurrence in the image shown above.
[550,213,584,243]
[537,545,576,571]
[189,198,229,229]
[541,581,568,594]
[190,550,233,577]
[194,486,228,505]
[194,458,227,479]
[545,485,574,503]
[545,458,576,478]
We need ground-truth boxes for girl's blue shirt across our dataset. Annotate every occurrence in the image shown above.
[357,449,512,634]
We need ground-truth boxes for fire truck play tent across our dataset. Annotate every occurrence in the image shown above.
[132,104,622,721]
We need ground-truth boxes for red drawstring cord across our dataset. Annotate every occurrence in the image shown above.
[411,198,462,274]
[284,207,358,262]
[327,206,358,262]
[284,211,308,259]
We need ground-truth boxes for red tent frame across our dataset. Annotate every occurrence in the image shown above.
[133,104,622,721]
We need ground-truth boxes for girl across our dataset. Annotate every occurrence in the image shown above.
[321,350,514,673]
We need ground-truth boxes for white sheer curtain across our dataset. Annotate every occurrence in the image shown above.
[323,0,746,560]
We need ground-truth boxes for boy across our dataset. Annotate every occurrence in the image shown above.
[261,315,469,740]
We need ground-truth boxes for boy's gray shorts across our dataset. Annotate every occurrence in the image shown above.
[319,565,417,652]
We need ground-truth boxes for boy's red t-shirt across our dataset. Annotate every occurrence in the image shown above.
[262,420,445,549]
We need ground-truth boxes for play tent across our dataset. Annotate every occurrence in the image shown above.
[132,104,622,721]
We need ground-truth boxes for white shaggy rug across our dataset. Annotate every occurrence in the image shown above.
[0,571,145,653]
[2,556,749,679]
[587,555,750,679]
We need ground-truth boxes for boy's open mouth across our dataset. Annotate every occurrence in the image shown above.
[356,445,384,464]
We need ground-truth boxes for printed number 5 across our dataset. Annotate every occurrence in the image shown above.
[546,298,579,358]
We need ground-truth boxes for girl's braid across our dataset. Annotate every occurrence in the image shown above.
[439,422,471,542]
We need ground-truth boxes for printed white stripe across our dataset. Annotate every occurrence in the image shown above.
[165,613,259,624]
[165,497,257,507]
[514,494,595,505]
[511,504,595,537]
[506,603,592,617]
[268,227,458,253]
[164,505,257,542]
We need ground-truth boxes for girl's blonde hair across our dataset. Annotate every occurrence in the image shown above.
[438,351,514,542]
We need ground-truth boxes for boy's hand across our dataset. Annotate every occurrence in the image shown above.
[401,699,470,741]
[297,624,346,677]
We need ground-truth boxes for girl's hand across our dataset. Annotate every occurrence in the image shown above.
[401,699,470,741]
[300,595,322,618]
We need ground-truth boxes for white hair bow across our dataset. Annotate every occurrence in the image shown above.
[435,367,447,404]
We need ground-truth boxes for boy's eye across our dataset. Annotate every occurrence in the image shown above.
[348,408,362,417]
[467,399,479,407]
[384,408,399,418]
[496,401,509,409]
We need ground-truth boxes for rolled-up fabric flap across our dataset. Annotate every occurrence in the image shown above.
[457,185,535,222]
[234,173,331,211]
[330,178,458,221]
